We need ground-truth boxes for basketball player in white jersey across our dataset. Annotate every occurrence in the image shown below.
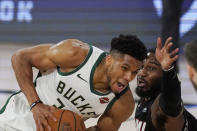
[0,34,147,131]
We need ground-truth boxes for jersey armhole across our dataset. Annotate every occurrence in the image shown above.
[33,71,42,87]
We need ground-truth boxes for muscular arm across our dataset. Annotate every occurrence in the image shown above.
[154,37,182,117]
[11,44,56,105]
[11,39,89,130]
[12,39,88,104]
[87,88,135,131]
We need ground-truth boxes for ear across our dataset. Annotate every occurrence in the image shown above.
[105,54,113,66]
[186,63,195,79]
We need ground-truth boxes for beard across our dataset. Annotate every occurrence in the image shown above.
[135,84,161,99]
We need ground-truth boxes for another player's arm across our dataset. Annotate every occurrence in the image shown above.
[151,37,184,129]
[87,89,135,131]
[11,39,89,131]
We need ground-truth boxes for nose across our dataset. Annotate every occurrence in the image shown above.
[138,68,147,77]
[124,71,132,82]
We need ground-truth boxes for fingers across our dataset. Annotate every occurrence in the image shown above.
[36,121,39,131]
[164,37,172,48]
[170,48,179,63]
[47,111,57,122]
[157,37,173,51]
[38,121,44,131]
[172,55,179,62]
[36,116,51,131]
[157,37,162,50]
[33,105,56,131]
[166,42,173,52]
[36,119,44,131]
[47,106,57,122]
[41,117,51,131]
[170,48,179,58]
[49,106,57,112]
[40,108,56,130]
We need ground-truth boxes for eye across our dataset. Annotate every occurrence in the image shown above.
[132,71,138,75]
[121,66,128,71]
[147,66,155,71]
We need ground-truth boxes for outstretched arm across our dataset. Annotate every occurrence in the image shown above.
[155,37,182,117]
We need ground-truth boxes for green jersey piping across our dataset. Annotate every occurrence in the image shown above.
[90,52,111,96]
[0,91,22,114]
[103,86,129,113]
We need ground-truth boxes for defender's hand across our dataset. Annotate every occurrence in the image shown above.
[31,104,57,131]
[156,37,179,70]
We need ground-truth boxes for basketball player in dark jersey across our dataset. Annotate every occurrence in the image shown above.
[135,37,197,131]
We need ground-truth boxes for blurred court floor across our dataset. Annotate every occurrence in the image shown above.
[0,43,196,131]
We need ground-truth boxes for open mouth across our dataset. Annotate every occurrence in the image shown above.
[116,81,127,92]
[137,78,147,87]
[117,82,125,88]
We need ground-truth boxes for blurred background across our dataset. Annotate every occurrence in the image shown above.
[0,0,196,130]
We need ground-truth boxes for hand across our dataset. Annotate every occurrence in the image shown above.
[155,37,179,70]
[31,103,57,131]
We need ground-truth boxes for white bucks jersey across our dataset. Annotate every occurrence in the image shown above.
[35,45,116,119]
[0,45,129,131]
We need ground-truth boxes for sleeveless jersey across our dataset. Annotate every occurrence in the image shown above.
[135,98,156,131]
[34,45,116,119]
[135,98,197,131]
[0,45,123,131]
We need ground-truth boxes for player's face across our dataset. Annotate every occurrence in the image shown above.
[136,53,162,98]
[107,54,142,94]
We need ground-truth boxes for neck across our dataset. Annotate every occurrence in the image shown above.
[93,58,110,93]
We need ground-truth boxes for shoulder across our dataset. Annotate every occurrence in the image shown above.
[46,39,90,68]
[48,39,89,56]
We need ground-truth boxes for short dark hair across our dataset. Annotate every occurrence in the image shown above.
[184,40,197,71]
[110,34,147,61]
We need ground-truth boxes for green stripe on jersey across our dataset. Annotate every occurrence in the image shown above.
[0,91,22,114]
